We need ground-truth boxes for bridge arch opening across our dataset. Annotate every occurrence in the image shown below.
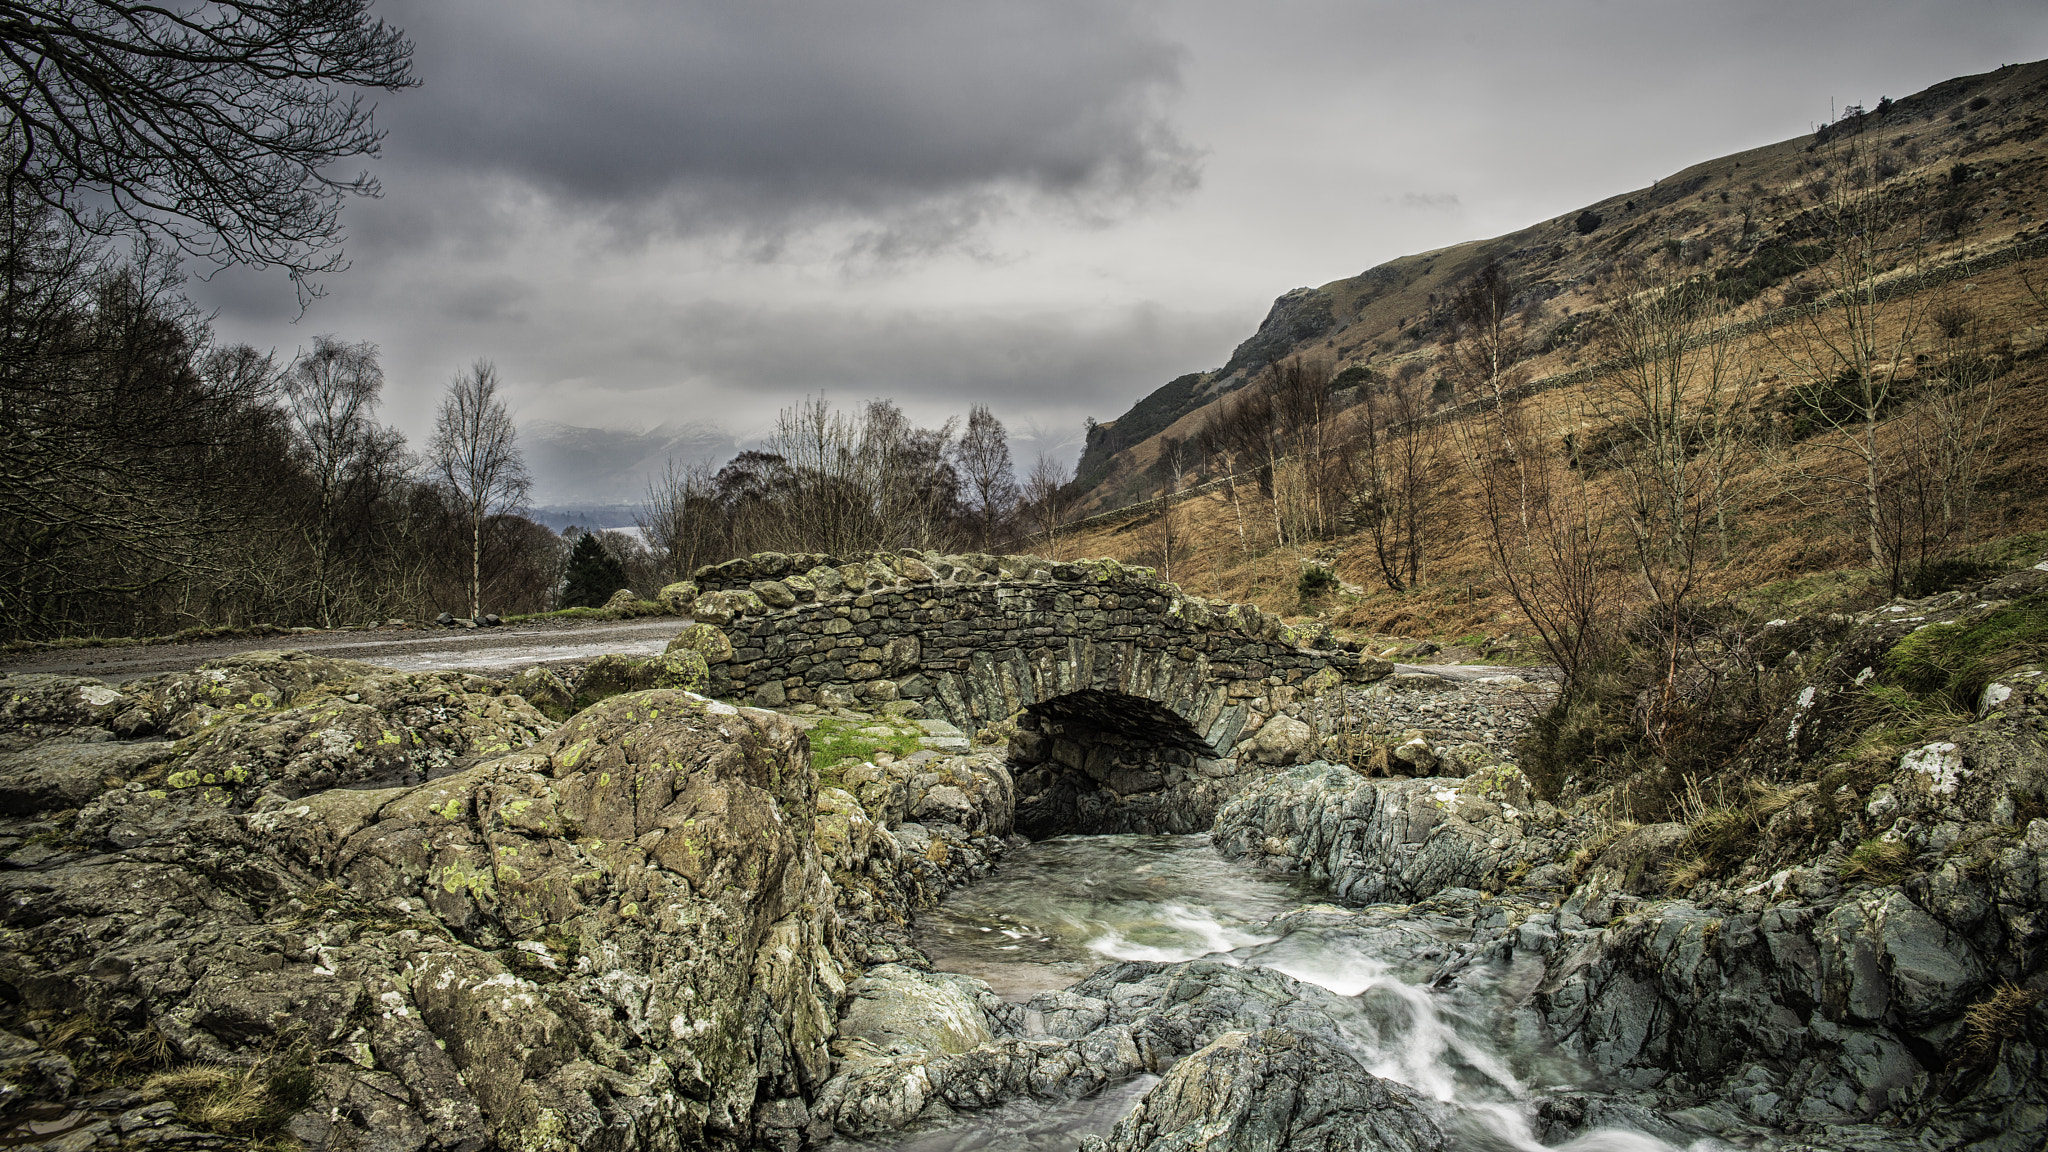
[1005,689,1237,838]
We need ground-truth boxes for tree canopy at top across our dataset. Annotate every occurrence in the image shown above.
[0,0,417,294]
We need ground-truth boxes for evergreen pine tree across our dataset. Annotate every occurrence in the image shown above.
[561,532,627,608]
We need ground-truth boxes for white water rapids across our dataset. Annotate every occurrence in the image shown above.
[852,833,1730,1152]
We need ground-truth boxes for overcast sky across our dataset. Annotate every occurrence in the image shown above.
[193,0,2048,505]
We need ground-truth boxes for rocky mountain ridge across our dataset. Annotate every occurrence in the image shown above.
[1072,57,2048,512]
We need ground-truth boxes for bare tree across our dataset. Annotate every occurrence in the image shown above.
[1441,262,1527,413]
[1197,391,1267,553]
[1355,369,1444,591]
[283,336,408,625]
[954,404,1018,551]
[1593,258,1752,603]
[1771,153,1923,586]
[1020,452,1076,558]
[1267,357,1349,543]
[0,0,417,297]
[1148,436,1195,581]
[1871,301,2008,589]
[429,360,529,619]
[638,459,719,583]
[1591,257,1756,747]
[1453,393,1613,691]
[1440,262,1535,528]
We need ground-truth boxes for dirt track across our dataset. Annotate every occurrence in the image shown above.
[1,617,691,684]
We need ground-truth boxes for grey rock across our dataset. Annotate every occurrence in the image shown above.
[1081,1028,1444,1152]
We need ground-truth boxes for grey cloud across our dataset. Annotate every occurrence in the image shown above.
[374,0,1200,248]
[1397,192,1461,210]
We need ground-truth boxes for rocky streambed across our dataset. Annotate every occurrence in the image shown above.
[0,562,2044,1151]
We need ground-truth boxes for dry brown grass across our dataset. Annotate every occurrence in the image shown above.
[1058,325,2048,650]
[144,1057,316,1138]
[1955,982,2043,1068]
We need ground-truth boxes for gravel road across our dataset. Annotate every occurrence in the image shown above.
[1,617,691,684]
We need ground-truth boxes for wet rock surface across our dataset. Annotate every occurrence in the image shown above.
[3,559,2048,1152]
[1080,1028,1444,1152]
[0,668,848,1152]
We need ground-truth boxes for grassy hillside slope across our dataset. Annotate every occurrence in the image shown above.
[1072,59,2048,519]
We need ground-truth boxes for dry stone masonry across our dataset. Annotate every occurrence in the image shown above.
[665,550,1392,836]
[670,550,1390,746]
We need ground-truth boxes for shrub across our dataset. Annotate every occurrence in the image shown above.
[1331,364,1374,390]
[1906,556,2003,597]
[1574,209,1603,235]
[1297,566,1339,603]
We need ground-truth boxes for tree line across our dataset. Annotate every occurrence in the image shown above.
[0,184,550,640]
[630,395,1079,584]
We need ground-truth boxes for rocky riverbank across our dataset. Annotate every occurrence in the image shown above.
[0,558,2042,1150]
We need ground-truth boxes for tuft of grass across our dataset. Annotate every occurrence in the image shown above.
[1841,838,1915,885]
[1884,591,2048,713]
[1669,779,1798,890]
[38,1011,175,1081]
[806,717,923,790]
[1954,982,2043,1068]
[146,1058,316,1137]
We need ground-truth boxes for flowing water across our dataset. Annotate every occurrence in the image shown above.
[854,833,1720,1152]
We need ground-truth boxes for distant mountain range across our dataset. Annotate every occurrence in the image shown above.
[521,419,740,506]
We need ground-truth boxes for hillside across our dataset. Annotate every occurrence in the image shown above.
[1072,58,2048,514]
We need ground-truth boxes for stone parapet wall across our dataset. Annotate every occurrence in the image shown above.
[663,551,1388,751]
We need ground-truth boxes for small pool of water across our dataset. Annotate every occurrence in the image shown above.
[913,832,1317,1000]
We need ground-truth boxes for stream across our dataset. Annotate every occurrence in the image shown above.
[849,833,1715,1152]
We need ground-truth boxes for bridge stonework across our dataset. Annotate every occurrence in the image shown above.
[670,551,1389,761]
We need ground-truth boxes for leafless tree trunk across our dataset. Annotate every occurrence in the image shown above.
[429,360,530,619]
[955,404,1018,552]
[1770,153,1922,588]
[1356,369,1443,591]
[1020,453,1076,559]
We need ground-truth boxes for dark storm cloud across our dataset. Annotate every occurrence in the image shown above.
[373,0,1200,245]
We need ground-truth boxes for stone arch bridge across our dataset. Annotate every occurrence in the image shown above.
[664,550,1392,834]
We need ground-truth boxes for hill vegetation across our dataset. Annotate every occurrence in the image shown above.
[1048,58,2048,625]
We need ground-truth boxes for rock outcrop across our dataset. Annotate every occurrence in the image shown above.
[812,959,1404,1140]
[0,675,847,1152]
[1213,761,1580,905]
[1080,1028,1443,1152]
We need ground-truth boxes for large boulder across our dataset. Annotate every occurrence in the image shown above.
[813,959,1375,1138]
[1080,1028,1443,1152]
[1243,715,1315,766]
[115,651,390,737]
[0,689,848,1152]
[1213,763,1566,905]
[0,673,137,747]
[571,652,710,711]
[146,669,556,808]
